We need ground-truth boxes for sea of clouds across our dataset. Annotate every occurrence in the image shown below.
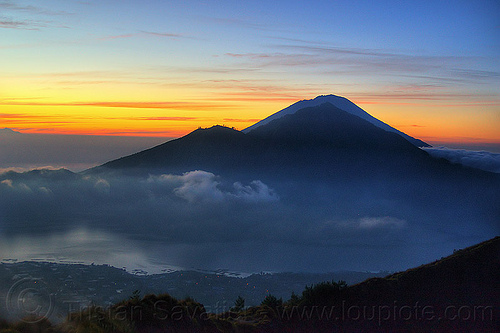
[422,147,500,173]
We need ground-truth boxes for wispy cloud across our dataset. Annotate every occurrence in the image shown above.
[99,31,185,41]
[350,91,496,101]
[0,113,76,125]
[403,124,426,128]
[140,30,184,38]
[98,33,135,41]
[200,16,274,32]
[223,40,500,105]
[225,52,324,68]
[224,38,500,98]
[76,101,235,110]
[450,68,500,81]
[0,112,203,128]
[0,1,72,16]
[122,116,199,121]
[98,130,181,136]
[0,100,235,110]
[222,118,261,123]
[225,46,466,76]
[204,93,303,103]
[0,0,72,30]
[0,18,44,30]
[0,113,36,118]
[270,43,473,72]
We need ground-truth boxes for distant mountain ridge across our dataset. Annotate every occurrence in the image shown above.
[0,128,22,135]
[243,95,430,147]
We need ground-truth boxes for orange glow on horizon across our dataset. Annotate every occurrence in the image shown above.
[1,95,499,145]
[357,100,500,146]
[0,98,290,137]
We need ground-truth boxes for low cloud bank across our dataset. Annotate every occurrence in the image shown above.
[150,171,278,203]
[422,147,500,173]
[0,167,498,272]
[0,130,168,172]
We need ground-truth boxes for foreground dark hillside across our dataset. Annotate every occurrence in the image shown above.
[1,237,497,332]
[213,236,499,332]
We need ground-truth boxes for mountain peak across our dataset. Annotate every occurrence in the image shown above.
[248,102,420,154]
[185,125,244,140]
[0,128,22,135]
[243,95,430,147]
[96,124,250,174]
[192,125,239,134]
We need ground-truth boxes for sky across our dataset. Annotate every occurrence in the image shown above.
[1,0,499,150]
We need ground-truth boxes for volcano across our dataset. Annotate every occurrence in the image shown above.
[243,94,430,147]
[95,99,433,179]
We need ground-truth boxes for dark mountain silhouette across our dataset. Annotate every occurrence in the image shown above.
[245,102,430,172]
[243,94,430,147]
[93,125,259,176]
[92,102,432,179]
[92,101,496,187]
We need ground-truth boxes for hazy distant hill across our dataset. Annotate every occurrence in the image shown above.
[0,128,22,135]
